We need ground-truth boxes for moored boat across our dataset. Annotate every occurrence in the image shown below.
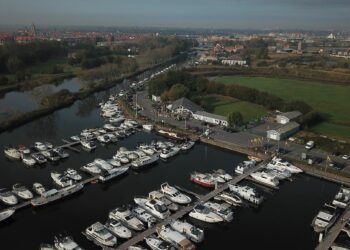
[160,183,191,205]
[0,208,15,222]
[190,172,215,188]
[170,219,204,243]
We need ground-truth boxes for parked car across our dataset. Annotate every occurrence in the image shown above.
[342,155,349,160]
[305,141,315,150]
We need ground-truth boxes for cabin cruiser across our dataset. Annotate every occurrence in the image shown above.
[170,220,204,243]
[54,234,83,250]
[0,208,15,222]
[229,184,263,205]
[189,204,223,223]
[109,206,145,231]
[208,173,226,184]
[105,219,132,239]
[204,202,233,222]
[64,168,82,181]
[4,147,21,160]
[33,183,46,196]
[94,158,113,171]
[109,117,125,124]
[107,158,121,167]
[34,142,48,151]
[332,187,350,208]
[215,191,243,206]
[131,155,159,170]
[53,148,69,159]
[145,235,175,250]
[160,183,191,205]
[213,169,232,181]
[148,191,179,212]
[18,144,31,154]
[105,133,118,142]
[160,147,180,159]
[85,222,117,247]
[235,160,256,175]
[250,171,279,187]
[0,189,18,205]
[12,183,33,200]
[51,172,73,188]
[113,152,130,164]
[157,225,196,250]
[70,135,80,142]
[31,153,47,164]
[81,140,96,151]
[43,150,60,161]
[103,123,118,131]
[131,206,157,228]
[142,124,154,132]
[134,197,171,220]
[190,172,216,188]
[81,162,101,175]
[264,167,291,180]
[97,135,111,143]
[267,157,303,174]
[312,203,338,233]
[181,141,195,151]
[98,165,129,182]
[138,145,156,156]
[22,153,36,166]
[31,184,84,206]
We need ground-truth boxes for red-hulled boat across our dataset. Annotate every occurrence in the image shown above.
[190,172,215,188]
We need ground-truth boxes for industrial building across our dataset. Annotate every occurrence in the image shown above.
[267,122,300,141]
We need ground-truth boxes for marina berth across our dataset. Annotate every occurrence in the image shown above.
[0,188,18,205]
[131,206,157,228]
[105,219,132,239]
[189,204,224,223]
[4,146,21,160]
[54,234,83,250]
[250,171,280,187]
[228,184,263,205]
[109,206,145,231]
[190,172,216,188]
[157,225,196,250]
[148,191,179,212]
[160,183,192,205]
[0,208,15,222]
[31,184,84,206]
[134,197,171,220]
[312,203,338,233]
[145,235,175,250]
[12,183,33,200]
[84,222,117,247]
[170,220,204,243]
[203,202,233,222]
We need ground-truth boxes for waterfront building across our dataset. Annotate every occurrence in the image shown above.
[193,111,228,127]
[267,122,300,141]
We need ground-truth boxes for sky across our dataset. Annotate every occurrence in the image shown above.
[0,0,349,30]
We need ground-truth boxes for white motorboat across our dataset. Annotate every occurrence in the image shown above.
[81,162,101,175]
[235,160,255,175]
[70,135,80,142]
[0,189,18,205]
[145,235,175,250]
[170,219,204,243]
[105,219,132,239]
[131,155,159,169]
[98,166,129,182]
[64,168,82,181]
[31,153,47,164]
[312,203,338,233]
[51,172,73,188]
[160,147,180,159]
[204,202,233,222]
[142,124,154,132]
[4,147,21,160]
[332,187,350,208]
[0,208,15,222]
[94,158,113,171]
[105,133,118,142]
[208,173,226,184]
[213,169,232,181]
[22,153,36,166]
[53,148,69,159]
[160,183,191,205]
[81,140,96,151]
[215,191,243,206]
[43,151,60,161]
[264,167,291,180]
[138,145,156,155]
[228,184,263,205]
[12,183,33,200]
[180,141,195,151]
[250,171,279,187]
[134,197,171,220]
[31,184,84,206]
[85,222,117,247]
[113,152,130,164]
[107,158,121,167]
[54,234,83,250]
[131,206,157,228]
[33,183,46,196]
[45,142,53,149]
[267,157,303,174]
[103,123,118,131]
[189,204,223,223]
[34,142,48,151]
[148,191,179,212]
[109,206,145,231]
[109,117,125,124]
[97,135,111,143]
[157,225,196,250]
[40,244,55,250]
[17,144,31,154]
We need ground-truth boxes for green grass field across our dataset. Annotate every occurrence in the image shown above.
[217,76,350,137]
[194,94,266,122]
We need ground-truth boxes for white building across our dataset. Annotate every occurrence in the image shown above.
[267,122,300,141]
[193,111,228,127]
[221,56,247,66]
[276,111,302,124]
[169,97,203,115]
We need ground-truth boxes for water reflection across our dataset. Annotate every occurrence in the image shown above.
[25,112,59,138]
[76,96,99,118]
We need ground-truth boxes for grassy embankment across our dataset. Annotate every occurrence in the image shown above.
[216,76,350,138]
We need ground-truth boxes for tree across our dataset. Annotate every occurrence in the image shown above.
[167,83,189,101]
[227,111,244,128]
[6,56,23,73]
[0,75,9,85]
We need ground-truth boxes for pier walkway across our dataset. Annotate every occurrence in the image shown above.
[116,160,267,250]
[316,205,350,250]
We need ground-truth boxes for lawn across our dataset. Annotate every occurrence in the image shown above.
[194,94,266,122]
[217,76,350,137]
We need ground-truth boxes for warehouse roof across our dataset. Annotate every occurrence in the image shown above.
[277,111,302,120]
[171,97,203,113]
[195,111,227,121]
[268,121,300,134]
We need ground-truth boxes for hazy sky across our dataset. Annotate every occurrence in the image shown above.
[0,0,349,29]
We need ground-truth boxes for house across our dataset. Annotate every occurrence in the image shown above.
[169,97,203,115]
[267,122,300,141]
[221,56,247,66]
[276,111,302,124]
[193,111,228,127]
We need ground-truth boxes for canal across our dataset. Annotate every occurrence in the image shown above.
[0,76,339,249]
